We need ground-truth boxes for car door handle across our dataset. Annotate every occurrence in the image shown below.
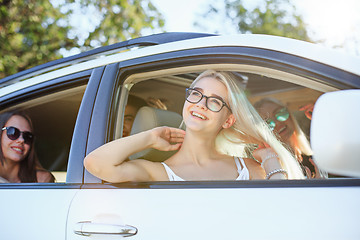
[74,221,138,237]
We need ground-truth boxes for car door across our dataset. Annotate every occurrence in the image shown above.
[67,37,360,240]
[0,67,104,240]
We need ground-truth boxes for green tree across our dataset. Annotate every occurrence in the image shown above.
[0,0,164,79]
[0,0,72,78]
[196,0,312,42]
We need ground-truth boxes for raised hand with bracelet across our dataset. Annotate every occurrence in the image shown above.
[252,146,288,180]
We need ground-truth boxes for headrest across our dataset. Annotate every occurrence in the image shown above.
[129,106,183,161]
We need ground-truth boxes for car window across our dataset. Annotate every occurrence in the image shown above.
[109,65,350,181]
[0,85,86,183]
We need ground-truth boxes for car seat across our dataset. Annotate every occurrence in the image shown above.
[129,106,183,161]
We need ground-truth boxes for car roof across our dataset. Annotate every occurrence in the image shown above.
[1,33,359,98]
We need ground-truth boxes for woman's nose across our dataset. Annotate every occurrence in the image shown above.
[15,134,25,143]
[197,97,208,110]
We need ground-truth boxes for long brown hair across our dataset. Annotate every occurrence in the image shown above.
[0,110,38,182]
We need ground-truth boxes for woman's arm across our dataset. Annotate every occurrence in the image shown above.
[252,148,287,180]
[84,127,185,183]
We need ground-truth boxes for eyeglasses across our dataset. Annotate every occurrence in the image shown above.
[185,88,231,112]
[265,107,290,131]
[1,126,34,145]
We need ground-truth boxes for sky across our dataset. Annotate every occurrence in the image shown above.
[150,0,360,56]
[56,0,360,57]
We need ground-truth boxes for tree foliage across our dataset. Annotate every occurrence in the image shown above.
[197,0,312,42]
[0,0,72,78]
[0,0,164,78]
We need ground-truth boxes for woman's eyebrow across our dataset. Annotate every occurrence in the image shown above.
[124,114,135,119]
[193,87,226,100]
[193,87,203,91]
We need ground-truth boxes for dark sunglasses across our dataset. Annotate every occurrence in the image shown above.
[185,88,231,112]
[266,107,290,131]
[2,126,34,145]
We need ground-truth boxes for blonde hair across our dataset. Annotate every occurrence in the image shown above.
[253,97,313,156]
[190,70,304,179]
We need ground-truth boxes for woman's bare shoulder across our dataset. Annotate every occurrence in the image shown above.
[0,176,9,183]
[36,170,55,183]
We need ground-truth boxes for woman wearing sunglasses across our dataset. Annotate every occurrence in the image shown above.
[0,110,54,183]
[84,70,304,182]
[254,98,326,178]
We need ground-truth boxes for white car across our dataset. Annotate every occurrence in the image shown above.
[0,33,359,240]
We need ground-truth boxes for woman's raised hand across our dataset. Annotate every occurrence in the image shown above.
[252,146,277,164]
[150,127,186,151]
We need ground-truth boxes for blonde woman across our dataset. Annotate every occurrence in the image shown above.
[254,98,326,178]
[84,70,304,182]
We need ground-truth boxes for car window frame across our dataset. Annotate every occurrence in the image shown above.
[82,45,360,185]
[0,69,97,188]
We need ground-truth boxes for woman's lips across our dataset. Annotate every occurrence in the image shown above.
[11,146,24,154]
[190,111,208,120]
[278,125,287,134]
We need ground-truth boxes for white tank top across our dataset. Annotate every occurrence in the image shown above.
[161,157,250,181]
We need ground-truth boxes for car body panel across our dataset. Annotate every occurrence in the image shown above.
[0,185,80,239]
[67,183,360,240]
[66,67,105,183]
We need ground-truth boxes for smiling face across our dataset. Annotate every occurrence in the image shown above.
[183,76,235,135]
[1,115,32,164]
[257,101,295,143]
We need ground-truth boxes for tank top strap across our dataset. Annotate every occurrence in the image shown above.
[234,157,250,180]
[234,156,243,171]
[161,162,185,181]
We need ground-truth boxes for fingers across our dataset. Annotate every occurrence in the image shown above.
[151,127,185,152]
[252,147,276,161]
[168,127,186,135]
[299,103,314,111]
[158,126,185,142]
[299,104,314,120]
[256,142,270,149]
[168,128,185,143]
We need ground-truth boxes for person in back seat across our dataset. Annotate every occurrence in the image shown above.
[254,98,327,178]
[123,95,147,137]
[0,110,54,183]
[85,70,305,182]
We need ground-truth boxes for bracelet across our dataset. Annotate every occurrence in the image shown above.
[266,169,288,179]
[261,153,278,168]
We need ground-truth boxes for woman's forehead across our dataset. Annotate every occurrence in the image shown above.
[6,115,31,131]
[258,102,282,115]
[194,77,227,93]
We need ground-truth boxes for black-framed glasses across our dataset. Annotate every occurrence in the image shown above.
[266,107,290,131]
[185,88,231,112]
[1,126,34,145]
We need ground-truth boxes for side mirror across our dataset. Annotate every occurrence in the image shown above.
[311,90,360,177]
